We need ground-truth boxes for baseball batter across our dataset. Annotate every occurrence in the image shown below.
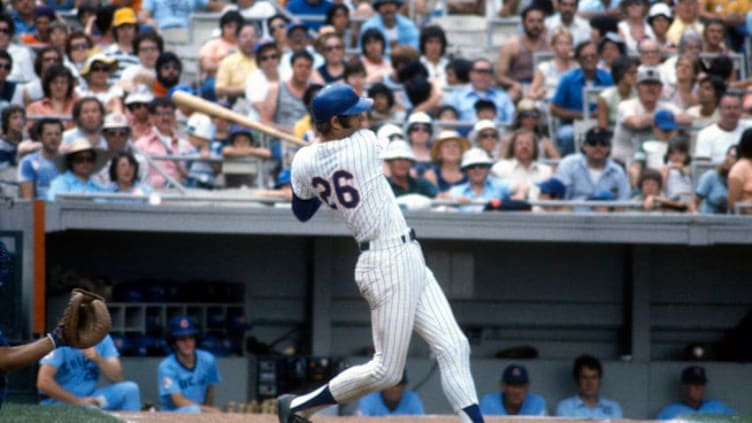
[277,83,485,423]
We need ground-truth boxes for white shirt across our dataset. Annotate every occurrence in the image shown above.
[491,158,552,200]
[245,69,271,121]
[7,43,34,83]
[695,121,752,162]
[612,98,680,164]
[545,14,591,46]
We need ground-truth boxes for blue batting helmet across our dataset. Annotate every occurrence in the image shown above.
[168,315,199,337]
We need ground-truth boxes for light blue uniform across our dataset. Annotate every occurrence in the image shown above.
[158,349,221,413]
[357,389,425,416]
[657,400,736,419]
[39,335,141,411]
[480,392,547,416]
[556,395,623,418]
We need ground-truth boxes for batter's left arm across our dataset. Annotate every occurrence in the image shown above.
[292,193,321,222]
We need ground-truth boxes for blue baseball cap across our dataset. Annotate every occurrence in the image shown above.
[681,365,707,384]
[654,109,677,131]
[168,315,199,337]
[286,20,308,35]
[254,38,276,55]
[538,177,566,199]
[312,83,373,123]
[229,124,254,141]
[275,169,291,188]
[589,190,617,201]
[502,364,529,385]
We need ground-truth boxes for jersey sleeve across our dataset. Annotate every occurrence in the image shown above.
[39,348,65,368]
[97,335,119,359]
[207,354,221,385]
[158,360,181,397]
[290,147,316,200]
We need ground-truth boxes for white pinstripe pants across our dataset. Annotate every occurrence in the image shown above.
[328,239,479,412]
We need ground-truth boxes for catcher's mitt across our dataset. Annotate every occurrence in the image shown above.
[49,288,111,349]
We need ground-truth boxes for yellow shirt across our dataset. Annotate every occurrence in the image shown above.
[215,51,257,91]
[699,0,750,14]
[666,19,704,45]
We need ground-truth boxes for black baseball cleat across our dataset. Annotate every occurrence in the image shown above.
[277,394,311,423]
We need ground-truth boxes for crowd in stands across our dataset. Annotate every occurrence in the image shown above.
[0,0,751,214]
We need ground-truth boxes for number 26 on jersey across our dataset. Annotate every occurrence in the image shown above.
[312,170,361,209]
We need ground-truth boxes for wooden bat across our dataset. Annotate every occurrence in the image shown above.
[171,91,306,147]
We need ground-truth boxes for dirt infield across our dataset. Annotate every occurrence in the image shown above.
[110,413,660,423]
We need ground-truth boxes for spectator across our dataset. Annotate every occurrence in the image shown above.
[295,84,324,143]
[135,97,192,189]
[325,4,355,48]
[405,111,433,175]
[215,22,259,101]
[695,145,737,214]
[63,32,94,84]
[666,0,704,45]
[158,316,222,413]
[537,177,567,202]
[728,128,752,214]
[529,27,576,102]
[279,21,323,81]
[647,3,676,54]
[496,6,549,101]
[77,55,125,113]
[367,82,403,122]
[0,105,26,168]
[445,58,472,88]
[702,18,728,54]
[261,50,312,143]
[360,0,419,54]
[556,354,623,418]
[695,92,750,162]
[612,65,690,166]
[104,7,140,80]
[473,99,497,124]
[198,10,241,89]
[480,364,546,416]
[360,28,391,85]
[118,32,163,92]
[344,58,367,96]
[17,118,62,199]
[357,370,424,416]
[596,55,638,129]
[286,0,333,31]
[446,58,515,125]
[153,52,182,97]
[184,113,220,189]
[449,147,512,212]
[419,25,449,88]
[596,33,626,72]
[48,21,70,54]
[544,0,591,45]
[555,127,630,203]
[0,51,23,109]
[660,136,694,212]
[18,5,55,47]
[221,124,271,188]
[312,32,346,84]
[37,334,140,410]
[471,120,500,159]
[687,75,725,127]
[63,97,106,149]
[0,13,33,84]
[245,38,280,122]
[26,65,78,130]
[493,129,553,201]
[657,366,736,419]
[267,14,290,55]
[550,40,613,156]
[107,150,152,195]
[376,122,403,143]
[425,129,469,192]
[139,0,227,43]
[661,54,699,109]
[47,139,107,201]
[125,88,155,139]
[235,0,276,30]
[383,139,438,198]
[22,46,63,106]
[617,0,652,55]
[10,0,35,36]
[94,112,148,187]
[629,109,679,187]
[500,99,559,159]
[633,167,688,211]
[661,31,703,87]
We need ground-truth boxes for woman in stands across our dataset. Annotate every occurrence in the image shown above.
[695,145,737,214]
[76,54,125,114]
[63,31,93,85]
[424,130,469,193]
[26,65,78,130]
[419,25,449,89]
[108,151,151,196]
[47,139,107,201]
[312,32,346,84]
[661,54,699,109]
[325,4,354,48]
[22,46,63,106]
[528,27,576,103]
[728,129,752,214]
[617,0,653,55]
[360,28,391,85]
[596,55,638,128]
[405,111,434,177]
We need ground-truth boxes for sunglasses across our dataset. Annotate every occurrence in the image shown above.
[128,103,147,110]
[73,155,95,163]
[105,129,130,136]
[70,43,89,51]
[259,53,278,62]
[465,164,489,170]
[409,124,431,133]
[324,44,344,52]
[472,68,493,74]
[585,138,610,147]
[478,132,498,139]
[91,65,111,73]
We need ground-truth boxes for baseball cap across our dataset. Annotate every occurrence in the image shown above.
[168,315,199,337]
[681,365,707,384]
[126,85,155,105]
[113,7,137,27]
[80,54,118,77]
[103,113,129,130]
[229,124,254,141]
[286,20,308,35]
[637,65,662,84]
[654,109,677,131]
[381,140,416,161]
[473,119,497,134]
[538,177,566,199]
[373,0,404,9]
[311,83,373,123]
[648,3,672,20]
[502,364,529,385]
[407,111,432,126]
[186,113,215,141]
[589,190,617,201]
[254,38,277,55]
[275,169,291,188]
[584,126,613,145]
[460,147,493,169]
[34,5,55,20]
[377,123,404,142]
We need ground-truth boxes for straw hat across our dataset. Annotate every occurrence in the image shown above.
[80,53,118,77]
[430,129,470,162]
[55,139,108,173]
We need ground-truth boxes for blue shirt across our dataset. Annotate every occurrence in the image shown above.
[449,176,512,212]
[359,14,419,54]
[357,389,424,416]
[17,151,59,199]
[285,0,334,30]
[551,68,613,124]
[39,335,119,404]
[142,0,209,29]
[158,350,221,411]
[696,169,728,214]
[447,85,516,125]
[657,400,736,419]
[555,153,630,204]
[11,12,34,35]
[47,170,104,201]
[480,391,547,416]
[556,395,623,418]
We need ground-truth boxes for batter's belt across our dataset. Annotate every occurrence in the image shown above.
[358,228,416,252]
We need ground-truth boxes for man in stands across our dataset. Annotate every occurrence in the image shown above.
[656,365,736,419]
[215,22,258,101]
[544,0,591,45]
[496,6,549,101]
[383,139,438,198]
[63,97,106,149]
[695,92,751,162]
[17,118,63,199]
[556,354,622,418]
[447,58,515,125]
[480,364,546,416]
[360,0,419,54]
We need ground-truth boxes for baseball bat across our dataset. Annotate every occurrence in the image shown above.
[171,91,306,147]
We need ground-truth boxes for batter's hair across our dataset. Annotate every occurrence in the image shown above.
[573,354,603,379]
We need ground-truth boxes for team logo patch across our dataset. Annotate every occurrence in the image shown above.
[180,319,189,328]
[163,376,173,389]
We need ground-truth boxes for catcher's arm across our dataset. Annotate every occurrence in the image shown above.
[37,364,99,406]
[0,338,55,373]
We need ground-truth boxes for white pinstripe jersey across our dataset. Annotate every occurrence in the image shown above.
[291,129,410,242]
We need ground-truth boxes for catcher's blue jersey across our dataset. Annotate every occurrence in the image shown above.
[158,349,221,410]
